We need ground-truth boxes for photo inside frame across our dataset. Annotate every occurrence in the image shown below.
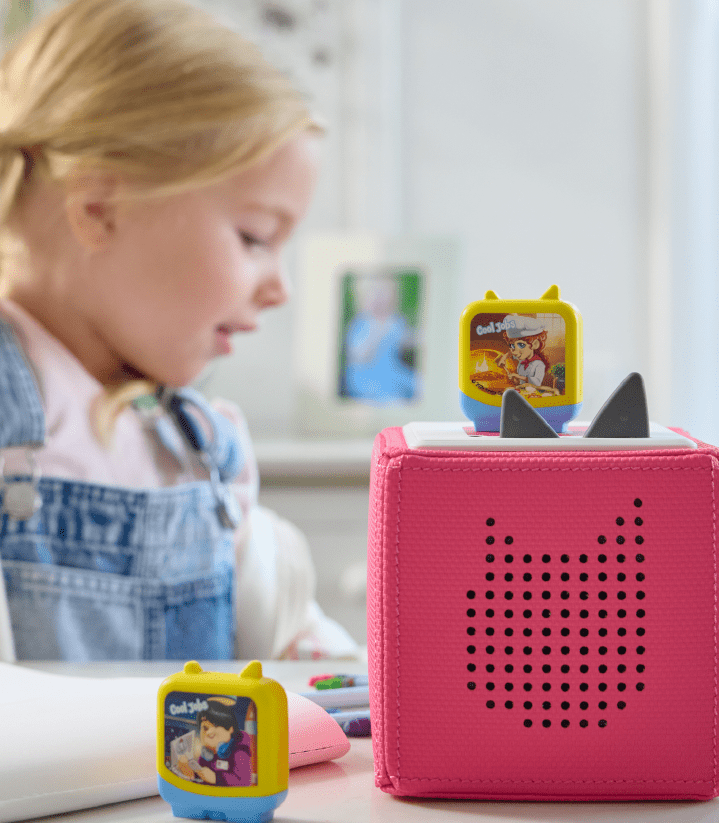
[336,268,424,407]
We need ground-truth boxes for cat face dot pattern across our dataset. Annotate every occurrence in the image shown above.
[465,502,646,729]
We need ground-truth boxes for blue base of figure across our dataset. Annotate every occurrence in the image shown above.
[459,391,582,434]
[158,777,288,823]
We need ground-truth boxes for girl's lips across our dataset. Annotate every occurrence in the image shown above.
[214,328,233,355]
[217,323,256,334]
[215,326,234,355]
[214,324,256,355]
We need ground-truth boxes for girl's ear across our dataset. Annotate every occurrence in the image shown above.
[63,172,120,250]
[531,338,541,351]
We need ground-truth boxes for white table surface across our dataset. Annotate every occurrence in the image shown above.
[18,661,719,823]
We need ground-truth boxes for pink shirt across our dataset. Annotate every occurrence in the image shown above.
[0,298,258,513]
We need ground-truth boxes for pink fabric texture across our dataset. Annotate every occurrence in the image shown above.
[367,426,719,800]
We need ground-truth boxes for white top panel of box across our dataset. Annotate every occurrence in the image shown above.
[402,421,698,452]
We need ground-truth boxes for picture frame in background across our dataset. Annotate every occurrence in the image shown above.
[295,234,461,437]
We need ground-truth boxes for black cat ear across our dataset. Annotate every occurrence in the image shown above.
[583,372,649,438]
[500,390,559,438]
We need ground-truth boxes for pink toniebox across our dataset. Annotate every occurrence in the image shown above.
[367,420,719,801]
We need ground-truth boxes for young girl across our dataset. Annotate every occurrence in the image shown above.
[0,0,358,661]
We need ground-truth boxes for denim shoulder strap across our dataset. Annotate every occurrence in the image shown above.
[160,387,244,483]
[0,319,45,449]
[156,387,244,529]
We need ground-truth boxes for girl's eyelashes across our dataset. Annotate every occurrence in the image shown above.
[239,231,269,249]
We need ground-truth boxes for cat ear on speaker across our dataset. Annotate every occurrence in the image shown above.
[500,390,559,438]
[584,373,649,439]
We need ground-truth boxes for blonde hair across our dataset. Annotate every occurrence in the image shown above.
[0,0,315,216]
[0,0,318,445]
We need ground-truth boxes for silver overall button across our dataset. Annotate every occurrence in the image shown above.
[2,481,41,520]
[0,448,42,521]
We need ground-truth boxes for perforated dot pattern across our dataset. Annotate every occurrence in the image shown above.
[465,500,647,729]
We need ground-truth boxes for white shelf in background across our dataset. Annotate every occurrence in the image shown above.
[254,438,375,481]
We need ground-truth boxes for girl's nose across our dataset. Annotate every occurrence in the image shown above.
[258,264,290,309]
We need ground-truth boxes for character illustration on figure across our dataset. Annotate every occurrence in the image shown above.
[497,315,549,394]
[469,312,567,400]
[172,695,257,787]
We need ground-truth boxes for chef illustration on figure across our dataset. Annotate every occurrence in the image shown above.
[496,315,550,394]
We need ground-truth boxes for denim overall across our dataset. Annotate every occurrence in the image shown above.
[0,319,243,660]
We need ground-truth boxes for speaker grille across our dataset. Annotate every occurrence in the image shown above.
[465,497,647,729]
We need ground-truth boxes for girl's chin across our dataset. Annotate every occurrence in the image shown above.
[118,351,215,390]
[135,366,206,390]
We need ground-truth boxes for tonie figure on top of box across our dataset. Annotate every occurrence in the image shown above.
[405,283,695,452]
[367,286,719,802]
[459,284,583,434]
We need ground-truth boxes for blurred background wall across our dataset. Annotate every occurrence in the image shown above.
[4,0,718,445]
[200,0,719,447]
